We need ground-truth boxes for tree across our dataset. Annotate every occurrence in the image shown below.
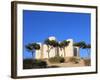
[25,43,40,60]
[59,40,70,57]
[82,44,91,58]
[73,41,86,57]
[44,39,53,58]
[51,40,59,57]
[73,41,86,48]
[44,39,59,58]
[74,41,91,58]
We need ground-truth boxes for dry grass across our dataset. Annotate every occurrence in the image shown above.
[83,59,91,66]
[48,56,65,63]
[67,57,80,64]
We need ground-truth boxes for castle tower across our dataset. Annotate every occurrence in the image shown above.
[42,44,48,58]
[48,36,56,40]
[35,43,42,59]
[65,39,74,57]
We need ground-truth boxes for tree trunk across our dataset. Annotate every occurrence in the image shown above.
[47,46,50,58]
[87,49,90,59]
[57,47,59,57]
[47,46,53,58]
[55,47,57,57]
[32,51,34,60]
[55,47,59,57]
[63,47,66,58]
[41,45,43,59]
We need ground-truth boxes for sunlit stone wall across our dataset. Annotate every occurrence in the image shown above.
[35,37,80,59]
[65,39,74,57]
[35,43,42,59]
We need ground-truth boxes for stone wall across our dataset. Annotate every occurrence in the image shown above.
[35,39,80,59]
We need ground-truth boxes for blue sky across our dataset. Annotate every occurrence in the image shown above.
[23,10,91,59]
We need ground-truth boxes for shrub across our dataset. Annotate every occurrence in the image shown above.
[68,57,80,64]
[49,56,65,63]
[59,57,65,63]
[33,60,47,68]
[23,59,47,69]
[23,59,33,69]
[83,59,91,66]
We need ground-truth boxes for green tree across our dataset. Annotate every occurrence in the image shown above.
[59,40,70,57]
[51,40,59,57]
[44,39,59,58]
[73,41,86,48]
[74,41,91,58]
[73,41,86,57]
[82,44,91,58]
[44,39,53,58]
[25,43,40,60]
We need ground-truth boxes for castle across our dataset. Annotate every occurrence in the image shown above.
[35,36,80,59]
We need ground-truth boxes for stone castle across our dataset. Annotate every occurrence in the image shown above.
[35,36,80,59]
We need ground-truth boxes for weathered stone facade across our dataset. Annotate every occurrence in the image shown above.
[35,37,80,59]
